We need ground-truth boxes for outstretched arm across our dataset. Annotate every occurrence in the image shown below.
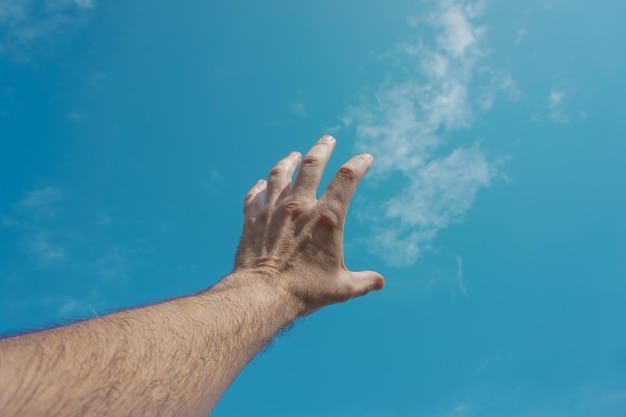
[0,135,384,417]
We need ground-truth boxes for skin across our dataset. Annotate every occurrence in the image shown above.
[0,135,385,417]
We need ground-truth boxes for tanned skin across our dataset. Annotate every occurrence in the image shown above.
[0,135,385,417]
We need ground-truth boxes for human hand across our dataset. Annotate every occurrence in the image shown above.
[233,135,384,317]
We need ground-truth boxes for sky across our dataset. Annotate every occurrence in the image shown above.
[1,0,625,416]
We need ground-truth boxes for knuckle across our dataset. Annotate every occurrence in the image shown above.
[255,209,269,223]
[242,217,256,228]
[302,155,320,167]
[244,194,257,207]
[337,166,358,181]
[269,165,285,177]
[316,209,340,229]
[282,201,304,218]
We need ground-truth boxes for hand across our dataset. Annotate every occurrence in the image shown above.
[234,135,384,317]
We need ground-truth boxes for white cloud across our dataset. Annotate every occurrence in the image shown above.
[84,70,105,87]
[516,27,528,44]
[96,212,112,226]
[548,90,569,123]
[0,0,95,56]
[58,299,81,316]
[25,230,65,267]
[549,90,565,108]
[447,402,473,417]
[67,111,87,121]
[96,245,129,282]
[203,167,221,193]
[384,147,493,229]
[0,0,26,24]
[14,185,63,219]
[324,124,343,135]
[7,186,67,267]
[50,0,94,10]
[290,101,306,117]
[347,0,513,266]
[456,255,467,294]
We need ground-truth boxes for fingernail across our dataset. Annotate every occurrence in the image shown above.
[373,277,385,291]
[320,135,336,143]
[289,151,300,157]
[362,153,374,160]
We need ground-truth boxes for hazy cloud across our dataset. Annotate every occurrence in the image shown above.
[0,0,95,56]
[347,0,513,266]
[67,111,87,121]
[447,402,473,417]
[548,90,569,122]
[549,90,565,108]
[14,185,63,219]
[4,186,67,268]
[203,167,221,193]
[290,101,306,117]
[25,230,65,267]
[84,70,105,87]
[96,245,129,282]
[456,255,467,294]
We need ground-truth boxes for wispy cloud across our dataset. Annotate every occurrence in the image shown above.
[456,255,467,294]
[96,245,129,282]
[4,185,67,267]
[24,230,65,267]
[84,70,105,87]
[66,111,87,121]
[290,101,306,117]
[13,185,63,220]
[0,0,95,57]
[549,90,565,108]
[203,167,221,194]
[344,0,514,266]
[446,403,473,417]
[548,90,568,122]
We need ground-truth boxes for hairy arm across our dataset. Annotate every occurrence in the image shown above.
[0,135,384,417]
[0,276,298,417]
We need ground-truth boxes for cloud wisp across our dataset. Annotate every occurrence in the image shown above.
[14,185,64,219]
[548,90,569,123]
[344,0,515,266]
[25,230,66,268]
[3,185,67,267]
[456,255,467,295]
[0,0,94,57]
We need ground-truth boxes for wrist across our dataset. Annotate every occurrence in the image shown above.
[205,271,305,322]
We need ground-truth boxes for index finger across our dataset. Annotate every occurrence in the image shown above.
[319,153,374,216]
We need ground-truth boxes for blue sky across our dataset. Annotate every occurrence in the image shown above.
[1,0,625,416]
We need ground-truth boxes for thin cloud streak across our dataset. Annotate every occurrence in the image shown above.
[456,255,467,294]
[346,0,514,266]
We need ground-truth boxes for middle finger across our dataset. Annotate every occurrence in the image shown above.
[292,135,337,201]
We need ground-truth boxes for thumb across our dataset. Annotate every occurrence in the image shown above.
[349,270,385,297]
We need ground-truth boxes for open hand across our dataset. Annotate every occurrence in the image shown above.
[234,135,384,317]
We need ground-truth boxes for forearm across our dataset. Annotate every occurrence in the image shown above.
[0,272,299,417]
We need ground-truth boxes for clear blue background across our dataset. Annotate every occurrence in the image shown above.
[1,0,625,416]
